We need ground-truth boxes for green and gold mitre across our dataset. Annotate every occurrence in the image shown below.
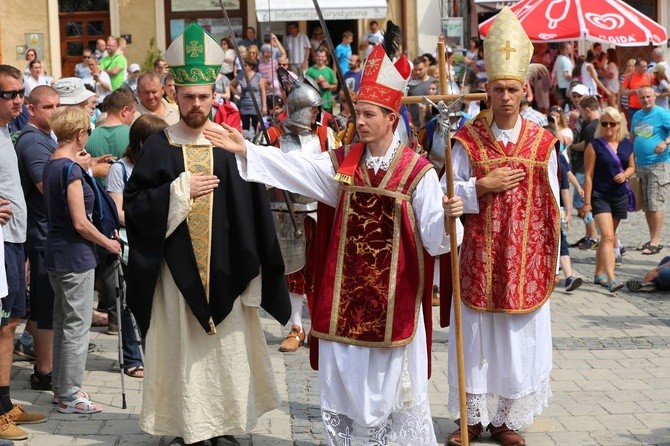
[484,7,532,83]
[164,23,223,86]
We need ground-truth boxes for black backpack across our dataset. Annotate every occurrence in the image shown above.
[61,161,120,244]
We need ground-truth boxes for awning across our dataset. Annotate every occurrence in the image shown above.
[474,0,519,13]
[255,0,388,22]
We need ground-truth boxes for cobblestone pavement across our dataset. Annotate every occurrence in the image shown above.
[9,210,670,445]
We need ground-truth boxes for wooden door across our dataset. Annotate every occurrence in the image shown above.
[59,12,110,77]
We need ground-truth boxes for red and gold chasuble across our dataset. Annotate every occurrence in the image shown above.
[453,117,559,314]
[310,144,434,347]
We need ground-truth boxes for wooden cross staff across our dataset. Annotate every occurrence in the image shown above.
[399,42,478,446]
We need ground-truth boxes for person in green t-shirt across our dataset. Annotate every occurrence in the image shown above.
[85,89,136,159]
[99,36,127,91]
[305,49,337,112]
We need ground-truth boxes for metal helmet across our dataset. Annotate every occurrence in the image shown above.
[284,77,325,131]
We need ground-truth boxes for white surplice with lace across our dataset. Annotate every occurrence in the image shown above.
[444,116,558,429]
[237,136,463,445]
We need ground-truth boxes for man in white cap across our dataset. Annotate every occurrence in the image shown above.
[120,63,141,93]
[209,42,464,445]
[446,7,559,446]
[123,23,290,446]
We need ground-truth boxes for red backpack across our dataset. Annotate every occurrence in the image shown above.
[212,101,242,132]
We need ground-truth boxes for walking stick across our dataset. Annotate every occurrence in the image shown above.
[438,41,469,445]
[113,256,127,409]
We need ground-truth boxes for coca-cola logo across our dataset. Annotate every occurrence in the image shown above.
[585,13,624,31]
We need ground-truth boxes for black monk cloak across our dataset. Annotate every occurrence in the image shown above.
[124,130,290,336]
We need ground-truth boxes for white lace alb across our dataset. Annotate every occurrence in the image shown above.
[447,377,552,430]
[322,396,437,446]
[365,141,399,174]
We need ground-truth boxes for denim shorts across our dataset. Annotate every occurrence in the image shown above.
[2,242,27,326]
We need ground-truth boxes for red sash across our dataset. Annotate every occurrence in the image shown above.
[453,118,559,313]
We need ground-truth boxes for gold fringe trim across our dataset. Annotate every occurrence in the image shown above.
[334,172,353,184]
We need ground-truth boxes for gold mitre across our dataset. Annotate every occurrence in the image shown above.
[484,7,532,83]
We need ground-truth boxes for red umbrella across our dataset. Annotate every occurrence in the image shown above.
[479,0,668,47]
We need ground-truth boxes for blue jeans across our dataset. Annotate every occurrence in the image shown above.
[654,256,670,290]
[118,263,144,369]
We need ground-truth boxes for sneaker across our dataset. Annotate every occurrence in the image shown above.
[13,340,35,361]
[565,276,583,292]
[106,323,119,336]
[579,237,598,250]
[6,405,47,425]
[30,368,52,391]
[569,237,585,248]
[278,325,305,353]
[620,246,627,256]
[0,415,27,441]
[615,254,623,266]
[88,343,96,352]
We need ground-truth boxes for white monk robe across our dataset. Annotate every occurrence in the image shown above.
[443,116,558,429]
[139,131,280,444]
[237,135,463,445]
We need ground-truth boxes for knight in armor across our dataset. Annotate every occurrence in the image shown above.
[270,73,339,353]
[207,21,465,445]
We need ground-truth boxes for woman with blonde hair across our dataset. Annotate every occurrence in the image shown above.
[43,106,121,413]
[582,107,635,292]
[547,105,573,156]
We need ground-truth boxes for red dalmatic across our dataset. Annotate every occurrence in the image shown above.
[453,118,559,314]
[310,144,434,347]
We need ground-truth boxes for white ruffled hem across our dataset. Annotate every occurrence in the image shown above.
[322,396,438,446]
[447,376,552,430]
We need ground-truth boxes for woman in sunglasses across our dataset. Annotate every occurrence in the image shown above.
[42,107,121,414]
[582,106,635,292]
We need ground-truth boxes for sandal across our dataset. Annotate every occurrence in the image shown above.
[636,241,651,251]
[53,391,91,405]
[57,396,102,414]
[641,244,662,255]
[626,280,657,293]
[593,274,607,287]
[606,279,624,293]
[124,366,144,378]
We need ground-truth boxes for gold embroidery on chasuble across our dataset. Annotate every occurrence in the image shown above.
[182,144,216,334]
[318,149,428,347]
[454,119,559,314]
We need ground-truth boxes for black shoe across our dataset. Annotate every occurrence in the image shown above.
[569,237,585,248]
[88,343,96,352]
[212,436,240,446]
[106,323,119,335]
[30,368,52,391]
[13,340,36,361]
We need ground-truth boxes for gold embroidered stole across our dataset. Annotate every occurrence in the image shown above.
[182,144,216,334]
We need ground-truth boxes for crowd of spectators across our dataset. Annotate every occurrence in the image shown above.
[2,23,670,443]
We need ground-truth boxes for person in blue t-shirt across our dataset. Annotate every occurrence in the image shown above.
[335,31,353,76]
[630,85,670,254]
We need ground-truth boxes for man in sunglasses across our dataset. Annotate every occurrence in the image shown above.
[0,65,48,442]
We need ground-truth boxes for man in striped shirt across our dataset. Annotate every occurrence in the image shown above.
[285,22,311,76]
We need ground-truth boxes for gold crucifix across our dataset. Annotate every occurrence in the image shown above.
[499,40,516,60]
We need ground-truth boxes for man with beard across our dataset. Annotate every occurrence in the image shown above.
[123,23,290,446]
